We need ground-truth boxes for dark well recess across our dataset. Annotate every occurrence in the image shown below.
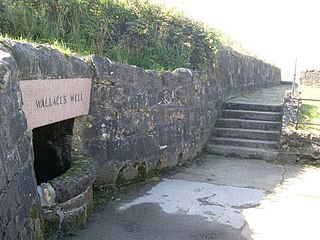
[32,119,74,184]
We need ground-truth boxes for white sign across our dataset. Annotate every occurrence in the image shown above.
[20,78,92,130]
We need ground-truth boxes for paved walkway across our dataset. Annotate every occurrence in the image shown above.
[227,84,291,105]
[62,84,320,240]
[62,155,320,240]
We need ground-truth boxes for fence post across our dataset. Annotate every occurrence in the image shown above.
[296,99,300,130]
[292,58,297,97]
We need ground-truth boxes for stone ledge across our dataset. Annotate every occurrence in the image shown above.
[36,156,95,234]
[44,186,93,234]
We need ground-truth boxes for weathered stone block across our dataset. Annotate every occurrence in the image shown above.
[144,156,160,173]
[38,45,73,78]
[277,152,298,164]
[161,71,177,86]
[95,163,119,186]
[70,55,93,78]
[119,163,139,182]
[172,68,193,84]
[0,44,19,93]
[5,41,41,80]
[60,206,87,232]
[91,54,115,81]
[146,70,161,87]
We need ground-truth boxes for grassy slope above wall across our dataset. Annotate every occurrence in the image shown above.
[0,0,224,71]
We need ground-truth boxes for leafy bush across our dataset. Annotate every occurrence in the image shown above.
[0,0,222,71]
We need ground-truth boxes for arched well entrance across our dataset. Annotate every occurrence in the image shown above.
[32,118,74,184]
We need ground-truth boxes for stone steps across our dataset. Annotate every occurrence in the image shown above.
[224,102,282,112]
[213,127,279,141]
[206,102,282,162]
[215,118,282,131]
[220,109,282,122]
[210,137,278,150]
[206,144,278,162]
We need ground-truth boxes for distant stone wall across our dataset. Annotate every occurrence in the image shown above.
[0,39,281,239]
[300,70,320,87]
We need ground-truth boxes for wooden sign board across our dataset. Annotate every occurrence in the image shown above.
[20,78,92,131]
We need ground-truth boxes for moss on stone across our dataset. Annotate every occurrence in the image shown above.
[50,155,91,184]
[28,205,46,240]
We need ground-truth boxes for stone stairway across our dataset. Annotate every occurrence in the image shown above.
[206,102,282,161]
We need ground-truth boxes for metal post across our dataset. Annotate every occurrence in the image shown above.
[296,99,300,130]
[292,58,297,97]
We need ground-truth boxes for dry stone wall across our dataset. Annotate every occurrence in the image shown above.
[300,70,320,87]
[0,40,281,239]
[0,43,42,239]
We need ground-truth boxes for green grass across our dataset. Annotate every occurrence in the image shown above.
[0,0,225,71]
[299,103,320,131]
[297,85,320,131]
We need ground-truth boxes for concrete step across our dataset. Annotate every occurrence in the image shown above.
[213,127,279,141]
[220,109,282,122]
[216,118,282,131]
[225,102,282,112]
[210,137,278,150]
[205,144,278,162]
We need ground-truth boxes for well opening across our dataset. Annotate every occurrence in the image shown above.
[32,119,74,185]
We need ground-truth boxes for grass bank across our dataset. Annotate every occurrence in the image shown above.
[0,0,224,71]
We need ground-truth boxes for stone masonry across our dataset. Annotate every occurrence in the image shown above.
[0,39,281,239]
[300,70,320,87]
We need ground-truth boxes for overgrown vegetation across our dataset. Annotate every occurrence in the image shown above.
[0,0,224,71]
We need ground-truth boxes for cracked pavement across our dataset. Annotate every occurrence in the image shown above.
[62,155,320,240]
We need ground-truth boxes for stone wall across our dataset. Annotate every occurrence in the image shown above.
[0,39,281,239]
[74,48,281,185]
[279,90,320,164]
[300,70,320,87]
[279,130,320,164]
[0,43,42,239]
[0,40,93,239]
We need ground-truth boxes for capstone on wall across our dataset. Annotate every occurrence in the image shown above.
[0,39,281,239]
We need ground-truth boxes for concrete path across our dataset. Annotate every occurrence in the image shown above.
[61,154,320,240]
[227,84,291,105]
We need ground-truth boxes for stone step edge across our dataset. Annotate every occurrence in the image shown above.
[210,137,278,145]
[216,118,282,125]
[220,109,282,115]
[224,102,282,111]
[205,144,278,162]
[206,144,279,153]
[214,127,279,134]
